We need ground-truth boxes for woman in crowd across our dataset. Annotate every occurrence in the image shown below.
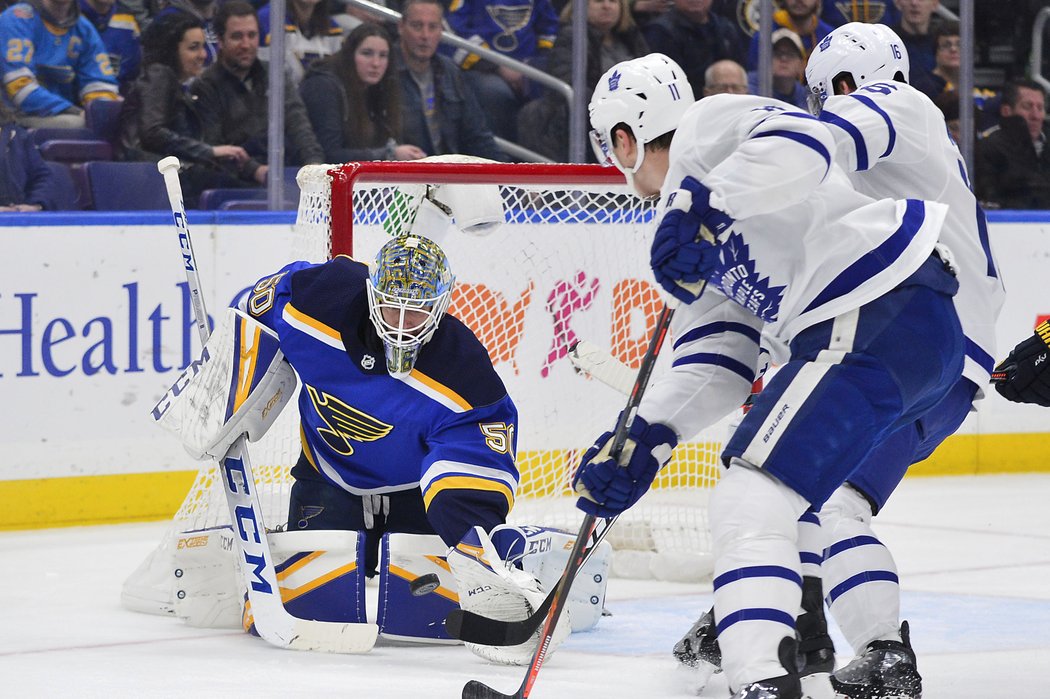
[519,0,649,161]
[121,12,252,207]
[300,22,426,163]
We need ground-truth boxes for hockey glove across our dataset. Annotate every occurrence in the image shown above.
[573,415,678,518]
[651,176,734,304]
[991,321,1050,407]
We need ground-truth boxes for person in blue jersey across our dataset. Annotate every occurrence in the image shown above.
[240,234,519,579]
[0,0,120,128]
[79,0,141,93]
[578,53,963,699]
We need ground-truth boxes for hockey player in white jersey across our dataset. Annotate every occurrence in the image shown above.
[576,53,964,698]
[797,22,1006,698]
[673,23,1007,698]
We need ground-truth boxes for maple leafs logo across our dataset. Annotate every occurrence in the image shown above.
[713,232,786,323]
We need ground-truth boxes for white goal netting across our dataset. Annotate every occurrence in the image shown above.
[123,160,726,616]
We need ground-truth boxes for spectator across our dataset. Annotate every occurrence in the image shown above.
[629,0,672,30]
[642,0,744,96]
[445,0,559,142]
[0,101,56,211]
[79,0,142,93]
[747,27,807,108]
[192,0,324,186]
[746,0,831,70]
[155,0,219,66]
[820,0,899,27]
[702,58,747,96]
[301,23,426,162]
[258,0,343,86]
[914,18,956,99]
[889,0,940,91]
[519,0,648,161]
[975,79,1050,209]
[0,0,120,128]
[121,13,252,207]
[396,0,506,161]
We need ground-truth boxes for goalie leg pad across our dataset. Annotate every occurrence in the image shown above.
[154,308,296,460]
[172,526,243,629]
[242,530,367,636]
[490,524,611,632]
[447,525,571,665]
[376,533,461,643]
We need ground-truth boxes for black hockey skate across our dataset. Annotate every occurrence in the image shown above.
[730,637,803,699]
[830,621,922,699]
[797,576,835,676]
[673,608,722,672]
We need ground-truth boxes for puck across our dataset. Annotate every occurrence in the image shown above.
[409,573,441,597]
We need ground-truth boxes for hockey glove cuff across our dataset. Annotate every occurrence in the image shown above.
[992,321,1050,407]
[573,416,678,518]
[651,177,733,304]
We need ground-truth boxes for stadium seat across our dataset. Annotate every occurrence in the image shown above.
[44,161,80,211]
[198,188,266,210]
[39,139,114,164]
[85,99,124,144]
[84,161,168,210]
[221,199,269,211]
[69,163,93,210]
[30,127,96,146]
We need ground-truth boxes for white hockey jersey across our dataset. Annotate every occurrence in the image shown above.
[638,94,947,441]
[820,80,1005,394]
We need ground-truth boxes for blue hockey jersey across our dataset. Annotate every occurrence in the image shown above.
[446,0,558,69]
[243,256,520,515]
[79,0,141,90]
[0,1,119,115]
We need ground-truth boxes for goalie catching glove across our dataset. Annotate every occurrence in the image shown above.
[573,415,678,518]
[447,526,573,665]
[651,176,733,304]
[992,320,1050,407]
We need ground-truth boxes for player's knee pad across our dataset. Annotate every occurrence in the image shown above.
[821,484,874,528]
[171,527,243,628]
[242,530,367,636]
[710,459,810,554]
[490,524,611,632]
[447,525,571,665]
[376,533,460,643]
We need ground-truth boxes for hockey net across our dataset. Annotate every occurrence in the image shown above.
[123,160,727,616]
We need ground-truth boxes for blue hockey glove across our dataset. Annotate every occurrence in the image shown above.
[573,416,678,518]
[651,176,734,304]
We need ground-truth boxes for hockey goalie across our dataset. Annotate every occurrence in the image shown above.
[145,199,610,662]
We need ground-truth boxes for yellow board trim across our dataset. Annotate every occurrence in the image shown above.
[2,432,1049,529]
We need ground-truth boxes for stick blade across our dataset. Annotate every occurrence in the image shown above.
[445,592,552,646]
[282,620,379,653]
[462,680,519,699]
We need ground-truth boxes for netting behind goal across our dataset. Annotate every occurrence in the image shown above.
[123,161,724,615]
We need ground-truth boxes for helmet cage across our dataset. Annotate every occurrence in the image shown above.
[366,235,455,377]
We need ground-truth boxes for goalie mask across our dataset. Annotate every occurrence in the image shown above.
[366,235,455,378]
[589,53,694,190]
[805,22,910,115]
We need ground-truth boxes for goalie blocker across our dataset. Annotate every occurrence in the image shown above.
[152,308,296,460]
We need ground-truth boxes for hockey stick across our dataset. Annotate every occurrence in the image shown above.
[463,300,682,699]
[156,156,378,653]
[568,339,636,395]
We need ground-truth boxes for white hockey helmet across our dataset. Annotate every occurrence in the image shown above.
[804,22,910,114]
[366,235,455,378]
[589,53,694,176]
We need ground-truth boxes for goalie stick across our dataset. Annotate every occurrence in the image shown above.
[463,300,683,699]
[156,156,378,653]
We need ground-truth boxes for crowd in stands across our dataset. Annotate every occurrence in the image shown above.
[2,0,1050,210]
